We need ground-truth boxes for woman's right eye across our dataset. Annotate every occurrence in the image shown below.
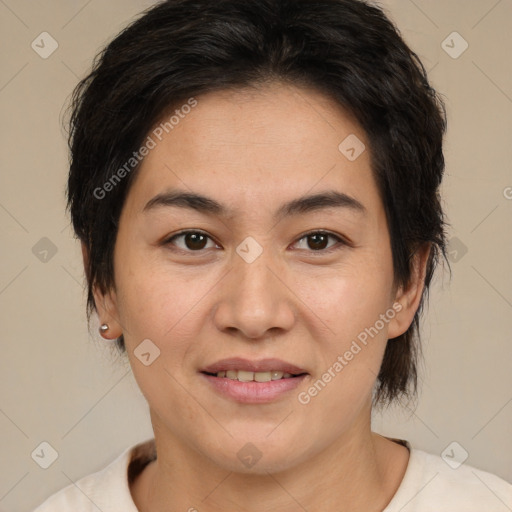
[164,230,219,252]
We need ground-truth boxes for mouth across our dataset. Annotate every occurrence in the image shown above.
[200,357,309,403]
[201,369,306,382]
[201,357,308,380]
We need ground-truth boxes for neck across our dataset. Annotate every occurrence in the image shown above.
[134,412,409,512]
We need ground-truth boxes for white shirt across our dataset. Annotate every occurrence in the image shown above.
[33,437,512,511]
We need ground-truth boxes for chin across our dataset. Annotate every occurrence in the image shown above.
[203,435,313,475]
[221,451,303,475]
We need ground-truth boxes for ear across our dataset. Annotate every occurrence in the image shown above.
[387,243,431,340]
[81,242,123,339]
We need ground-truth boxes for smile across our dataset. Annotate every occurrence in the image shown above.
[204,370,300,382]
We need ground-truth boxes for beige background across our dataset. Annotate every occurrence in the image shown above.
[0,0,511,510]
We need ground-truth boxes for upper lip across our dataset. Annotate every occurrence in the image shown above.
[201,357,308,375]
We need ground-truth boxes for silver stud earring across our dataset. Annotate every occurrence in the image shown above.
[99,323,110,335]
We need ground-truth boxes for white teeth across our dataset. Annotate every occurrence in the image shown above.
[255,372,272,382]
[215,370,296,381]
[237,370,254,382]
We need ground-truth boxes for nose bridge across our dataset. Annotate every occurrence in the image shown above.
[213,237,295,338]
[233,237,281,308]
[237,244,276,297]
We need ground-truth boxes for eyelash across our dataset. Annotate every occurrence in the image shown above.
[162,230,349,255]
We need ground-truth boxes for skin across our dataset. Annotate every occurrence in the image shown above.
[87,82,430,512]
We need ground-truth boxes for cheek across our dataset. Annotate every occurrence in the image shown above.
[297,255,395,345]
[113,265,207,410]
[113,254,221,359]
[293,250,395,404]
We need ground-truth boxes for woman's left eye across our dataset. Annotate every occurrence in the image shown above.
[163,230,346,253]
[293,231,346,252]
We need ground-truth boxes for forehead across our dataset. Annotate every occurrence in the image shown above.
[124,83,380,217]
[152,84,363,162]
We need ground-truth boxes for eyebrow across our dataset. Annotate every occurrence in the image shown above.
[143,189,366,220]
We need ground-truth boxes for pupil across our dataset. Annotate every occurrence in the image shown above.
[186,233,207,250]
[309,234,327,250]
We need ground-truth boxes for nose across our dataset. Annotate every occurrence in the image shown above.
[212,244,296,340]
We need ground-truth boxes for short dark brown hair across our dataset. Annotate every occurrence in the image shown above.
[66,0,448,408]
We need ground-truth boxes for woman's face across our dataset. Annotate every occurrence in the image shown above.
[96,83,419,473]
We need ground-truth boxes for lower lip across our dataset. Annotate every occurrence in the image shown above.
[201,373,307,404]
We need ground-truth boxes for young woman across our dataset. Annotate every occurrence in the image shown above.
[34,0,512,510]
